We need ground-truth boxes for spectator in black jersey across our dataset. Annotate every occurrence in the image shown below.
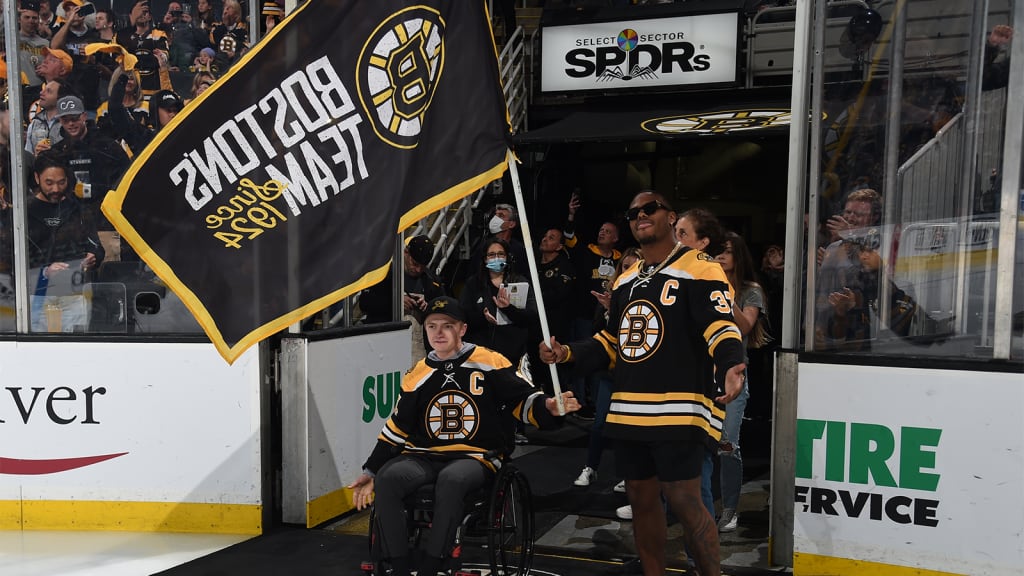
[563,191,621,418]
[348,296,579,576]
[530,228,575,395]
[98,67,149,151]
[50,95,130,260]
[536,227,575,341]
[540,191,745,576]
[574,246,639,491]
[27,151,104,332]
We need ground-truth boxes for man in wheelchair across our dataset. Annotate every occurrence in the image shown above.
[349,296,579,576]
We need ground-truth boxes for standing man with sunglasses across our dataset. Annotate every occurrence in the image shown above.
[541,190,746,576]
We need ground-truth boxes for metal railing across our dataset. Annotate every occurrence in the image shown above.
[746,0,871,87]
[500,26,529,134]
[896,112,965,223]
[404,25,529,278]
[408,189,488,279]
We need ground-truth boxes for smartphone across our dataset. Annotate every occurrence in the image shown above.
[77,3,96,16]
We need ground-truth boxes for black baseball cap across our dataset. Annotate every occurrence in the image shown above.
[424,296,466,323]
[406,235,434,267]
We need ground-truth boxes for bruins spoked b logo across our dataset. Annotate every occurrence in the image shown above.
[426,390,479,441]
[618,300,663,362]
[358,6,446,149]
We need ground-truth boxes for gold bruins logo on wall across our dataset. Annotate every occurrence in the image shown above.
[426,390,479,441]
[618,300,663,362]
[357,6,446,149]
[641,109,792,135]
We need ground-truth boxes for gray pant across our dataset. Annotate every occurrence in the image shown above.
[374,456,490,559]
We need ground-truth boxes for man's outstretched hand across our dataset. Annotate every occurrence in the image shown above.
[715,363,747,404]
[347,473,374,510]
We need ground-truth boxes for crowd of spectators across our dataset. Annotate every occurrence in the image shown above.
[0,0,282,330]
[5,0,278,162]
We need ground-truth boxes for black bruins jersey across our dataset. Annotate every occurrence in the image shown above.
[363,344,559,474]
[572,246,744,445]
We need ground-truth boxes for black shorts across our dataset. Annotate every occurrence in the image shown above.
[613,438,704,482]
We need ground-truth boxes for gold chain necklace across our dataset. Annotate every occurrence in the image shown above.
[635,242,683,282]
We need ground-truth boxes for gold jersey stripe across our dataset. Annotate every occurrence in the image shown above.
[594,330,618,370]
[705,321,742,355]
[614,391,709,403]
[606,414,723,440]
[466,347,513,370]
[406,443,488,453]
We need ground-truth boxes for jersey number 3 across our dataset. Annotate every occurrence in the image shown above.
[710,290,733,314]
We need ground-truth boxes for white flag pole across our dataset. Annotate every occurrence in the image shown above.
[506,151,565,415]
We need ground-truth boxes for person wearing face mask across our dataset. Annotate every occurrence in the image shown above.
[460,238,539,445]
[460,238,538,367]
[465,202,528,282]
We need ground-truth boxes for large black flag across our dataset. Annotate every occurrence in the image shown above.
[103,1,510,363]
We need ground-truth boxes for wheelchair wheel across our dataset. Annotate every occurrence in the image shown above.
[486,466,534,575]
[364,505,429,576]
[363,507,391,576]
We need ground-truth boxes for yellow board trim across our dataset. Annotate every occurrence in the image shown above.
[307,487,355,529]
[794,552,964,576]
[0,500,262,534]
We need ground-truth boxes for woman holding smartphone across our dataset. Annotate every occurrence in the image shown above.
[459,238,538,374]
[460,237,539,445]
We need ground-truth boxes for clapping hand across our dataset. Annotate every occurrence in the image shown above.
[828,287,856,317]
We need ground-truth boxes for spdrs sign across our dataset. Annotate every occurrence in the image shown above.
[540,12,739,92]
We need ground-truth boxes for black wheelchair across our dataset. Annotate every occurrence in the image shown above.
[360,460,535,576]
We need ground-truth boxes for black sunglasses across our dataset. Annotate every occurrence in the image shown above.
[625,200,668,221]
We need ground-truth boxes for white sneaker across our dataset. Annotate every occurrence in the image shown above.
[613,480,626,493]
[719,508,738,532]
[615,504,633,520]
[573,466,597,487]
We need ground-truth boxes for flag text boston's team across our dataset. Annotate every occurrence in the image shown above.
[170,56,369,216]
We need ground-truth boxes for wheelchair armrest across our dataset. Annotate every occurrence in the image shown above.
[483,449,505,469]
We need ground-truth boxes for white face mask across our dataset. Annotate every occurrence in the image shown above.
[488,215,505,234]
